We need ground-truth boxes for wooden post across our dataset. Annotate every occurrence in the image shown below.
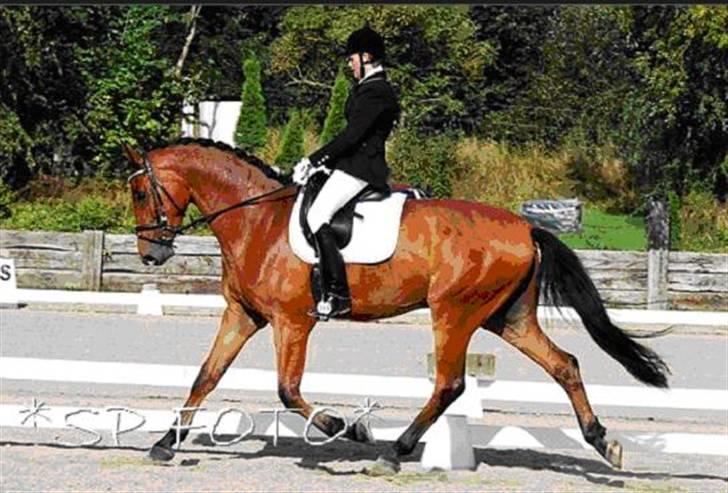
[80,230,104,291]
[646,198,669,310]
[427,353,496,379]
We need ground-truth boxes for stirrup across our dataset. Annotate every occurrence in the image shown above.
[308,295,351,321]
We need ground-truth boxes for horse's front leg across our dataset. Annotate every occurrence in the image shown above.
[272,315,373,444]
[149,303,265,461]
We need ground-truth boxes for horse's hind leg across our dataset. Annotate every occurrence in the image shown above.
[378,319,474,472]
[149,303,264,461]
[372,293,514,474]
[486,288,623,469]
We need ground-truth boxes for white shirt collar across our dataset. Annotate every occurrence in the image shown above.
[359,65,384,84]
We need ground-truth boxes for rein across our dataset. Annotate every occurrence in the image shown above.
[177,185,296,234]
[129,154,297,247]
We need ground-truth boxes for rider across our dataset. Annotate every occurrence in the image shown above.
[293,24,400,320]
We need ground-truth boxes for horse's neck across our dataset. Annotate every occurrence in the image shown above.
[183,157,283,253]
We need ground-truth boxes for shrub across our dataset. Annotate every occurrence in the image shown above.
[676,190,728,252]
[561,134,638,212]
[0,181,15,219]
[275,110,305,171]
[0,104,34,188]
[450,137,575,210]
[234,56,268,153]
[388,128,460,198]
[2,195,123,232]
[319,68,349,146]
[259,127,282,165]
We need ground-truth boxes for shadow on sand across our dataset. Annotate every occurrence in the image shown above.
[2,437,726,486]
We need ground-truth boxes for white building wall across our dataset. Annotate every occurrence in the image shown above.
[181,101,243,147]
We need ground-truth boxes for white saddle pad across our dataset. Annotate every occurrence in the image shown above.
[289,191,409,264]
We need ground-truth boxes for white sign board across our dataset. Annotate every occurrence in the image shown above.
[0,257,19,308]
[181,100,243,147]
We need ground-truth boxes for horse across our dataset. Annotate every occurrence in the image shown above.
[122,138,669,474]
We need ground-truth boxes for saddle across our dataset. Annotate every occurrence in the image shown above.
[288,173,428,265]
[299,172,392,250]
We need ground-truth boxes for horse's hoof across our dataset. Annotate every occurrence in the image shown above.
[364,455,400,476]
[605,440,623,470]
[346,420,375,445]
[148,444,175,462]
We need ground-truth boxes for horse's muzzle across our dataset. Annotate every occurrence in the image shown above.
[142,244,175,266]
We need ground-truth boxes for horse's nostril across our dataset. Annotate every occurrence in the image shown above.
[142,255,156,266]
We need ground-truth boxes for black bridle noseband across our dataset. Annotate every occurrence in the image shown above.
[127,154,296,248]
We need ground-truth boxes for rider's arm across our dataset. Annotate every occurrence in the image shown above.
[309,84,389,168]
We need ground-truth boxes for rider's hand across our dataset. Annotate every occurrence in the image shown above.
[292,157,311,185]
[309,165,332,177]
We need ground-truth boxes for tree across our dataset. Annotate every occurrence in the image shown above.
[234,55,268,152]
[0,6,112,185]
[183,7,287,100]
[475,7,637,148]
[468,6,557,140]
[1,6,203,181]
[275,109,304,170]
[618,6,728,200]
[81,6,196,175]
[268,6,495,131]
[319,68,349,146]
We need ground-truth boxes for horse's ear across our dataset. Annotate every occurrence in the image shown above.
[122,142,144,168]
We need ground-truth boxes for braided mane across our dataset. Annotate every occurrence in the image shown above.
[163,137,291,185]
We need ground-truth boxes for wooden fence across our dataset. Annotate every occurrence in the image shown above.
[1,229,726,310]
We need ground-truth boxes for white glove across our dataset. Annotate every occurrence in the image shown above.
[292,157,311,185]
[309,164,332,177]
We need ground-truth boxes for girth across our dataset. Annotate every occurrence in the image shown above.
[299,172,391,250]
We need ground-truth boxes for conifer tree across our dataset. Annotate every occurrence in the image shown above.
[234,56,267,152]
[319,68,349,146]
[275,110,304,171]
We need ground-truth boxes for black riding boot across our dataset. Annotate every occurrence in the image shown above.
[310,224,351,320]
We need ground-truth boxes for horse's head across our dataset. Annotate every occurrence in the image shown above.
[123,143,190,266]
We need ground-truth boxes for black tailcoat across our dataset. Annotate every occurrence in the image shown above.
[309,72,399,191]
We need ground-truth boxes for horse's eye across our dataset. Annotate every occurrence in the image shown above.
[134,190,147,202]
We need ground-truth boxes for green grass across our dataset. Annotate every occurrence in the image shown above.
[560,207,646,251]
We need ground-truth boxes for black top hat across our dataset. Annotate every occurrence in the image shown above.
[345,25,385,61]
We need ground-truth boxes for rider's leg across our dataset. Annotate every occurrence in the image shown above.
[307,170,367,319]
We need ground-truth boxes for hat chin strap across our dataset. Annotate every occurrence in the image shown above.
[357,53,365,80]
[357,52,376,80]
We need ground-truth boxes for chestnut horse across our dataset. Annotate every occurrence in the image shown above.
[123,138,669,474]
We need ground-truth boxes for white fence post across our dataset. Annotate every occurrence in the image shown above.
[137,283,163,316]
[420,375,480,471]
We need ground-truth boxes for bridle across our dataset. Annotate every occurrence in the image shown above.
[127,153,296,248]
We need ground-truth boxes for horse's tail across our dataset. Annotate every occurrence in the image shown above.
[531,227,670,388]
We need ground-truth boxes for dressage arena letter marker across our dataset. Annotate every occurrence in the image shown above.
[0,257,19,308]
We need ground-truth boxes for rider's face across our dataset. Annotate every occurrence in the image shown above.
[347,53,371,80]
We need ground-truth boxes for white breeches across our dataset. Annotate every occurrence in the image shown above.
[307,169,368,234]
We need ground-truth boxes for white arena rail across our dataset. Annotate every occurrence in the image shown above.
[7,286,728,326]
